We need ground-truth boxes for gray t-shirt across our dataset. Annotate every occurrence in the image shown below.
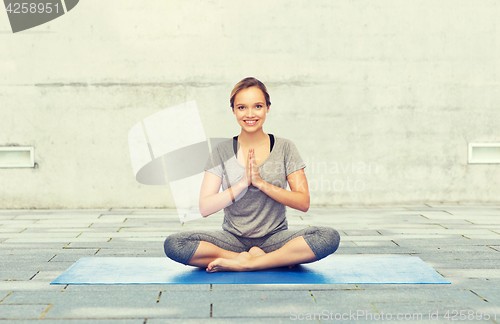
[204,135,306,238]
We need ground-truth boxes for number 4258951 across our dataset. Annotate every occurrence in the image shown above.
[5,3,60,14]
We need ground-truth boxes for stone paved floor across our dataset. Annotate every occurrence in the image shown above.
[1,205,499,323]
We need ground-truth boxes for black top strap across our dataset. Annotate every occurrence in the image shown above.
[233,135,238,156]
[233,134,274,156]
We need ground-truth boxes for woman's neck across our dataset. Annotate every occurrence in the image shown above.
[237,130,268,147]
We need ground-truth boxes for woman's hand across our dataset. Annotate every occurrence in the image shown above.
[242,148,253,187]
[250,149,263,186]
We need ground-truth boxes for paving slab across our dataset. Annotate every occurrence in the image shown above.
[416,258,500,269]
[437,269,500,279]
[0,304,52,320]
[4,237,94,243]
[211,283,358,291]
[148,319,292,324]
[0,269,43,281]
[62,285,208,293]
[167,290,317,318]
[0,261,82,273]
[2,320,144,324]
[4,289,159,306]
[39,290,212,319]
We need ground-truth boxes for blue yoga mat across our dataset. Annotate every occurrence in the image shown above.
[50,256,449,285]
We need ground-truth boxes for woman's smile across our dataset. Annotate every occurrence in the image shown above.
[244,119,258,126]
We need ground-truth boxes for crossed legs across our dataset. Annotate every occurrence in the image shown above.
[205,236,317,272]
[164,227,340,273]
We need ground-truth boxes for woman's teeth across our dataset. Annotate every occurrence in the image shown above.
[245,120,257,125]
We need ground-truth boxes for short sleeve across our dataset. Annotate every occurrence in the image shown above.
[284,140,306,177]
[204,147,223,178]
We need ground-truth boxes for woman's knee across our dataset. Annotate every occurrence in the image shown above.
[164,232,199,265]
[163,232,181,259]
[324,227,340,253]
[308,226,340,258]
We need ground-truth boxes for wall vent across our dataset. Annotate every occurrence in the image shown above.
[0,146,34,168]
[468,143,500,164]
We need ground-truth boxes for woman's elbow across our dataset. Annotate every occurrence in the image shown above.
[301,195,310,213]
[199,204,212,218]
[199,197,217,218]
[199,200,207,217]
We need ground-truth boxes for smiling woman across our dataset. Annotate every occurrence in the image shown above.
[163,77,340,273]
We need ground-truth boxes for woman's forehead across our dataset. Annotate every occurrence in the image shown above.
[235,87,265,103]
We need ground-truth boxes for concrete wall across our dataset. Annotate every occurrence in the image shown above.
[1,0,499,208]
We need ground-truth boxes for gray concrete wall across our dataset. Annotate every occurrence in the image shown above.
[1,0,499,208]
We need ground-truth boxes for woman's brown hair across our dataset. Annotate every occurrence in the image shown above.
[230,77,271,110]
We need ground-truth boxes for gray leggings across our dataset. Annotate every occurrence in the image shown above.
[164,226,340,265]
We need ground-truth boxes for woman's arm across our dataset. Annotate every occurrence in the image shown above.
[253,168,310,212]
[199,172,248,218]
[199,149,253,218]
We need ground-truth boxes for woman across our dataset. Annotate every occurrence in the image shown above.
[164,77,340,272]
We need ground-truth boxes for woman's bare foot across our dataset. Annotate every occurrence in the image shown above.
[248,246,266,257]
[206,251,254,273]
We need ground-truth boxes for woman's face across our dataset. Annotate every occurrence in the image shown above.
[233,86,269,133]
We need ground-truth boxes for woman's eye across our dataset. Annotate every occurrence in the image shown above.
[256,105,262,108]
[238,106,245,110]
